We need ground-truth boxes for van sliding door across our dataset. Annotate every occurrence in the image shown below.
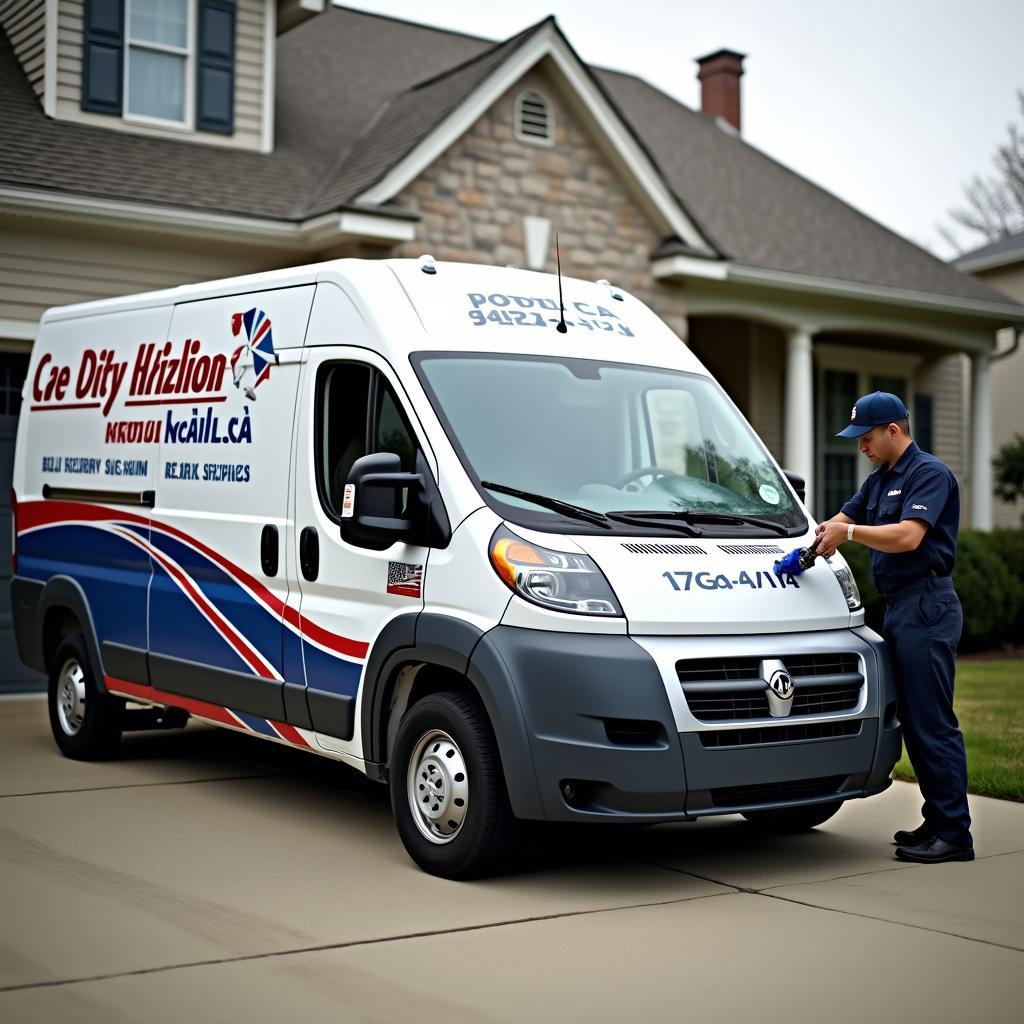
[145,286,313,730]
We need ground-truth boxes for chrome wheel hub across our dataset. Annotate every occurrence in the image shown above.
[406,729,469,845]
[56,658,87,736]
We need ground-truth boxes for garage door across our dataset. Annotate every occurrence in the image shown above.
[1,352,44,693]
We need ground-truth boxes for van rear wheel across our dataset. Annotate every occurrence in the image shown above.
[48,634,123,760]
[390,691,517,879]
[741,799,843,833]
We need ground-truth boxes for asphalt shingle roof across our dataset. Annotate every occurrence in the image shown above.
[953,229,1024,268]
[0,5,1016,309]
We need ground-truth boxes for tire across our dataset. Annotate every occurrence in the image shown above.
[389,691,517,879]
[48,634,124,761]
[742,799,844,833]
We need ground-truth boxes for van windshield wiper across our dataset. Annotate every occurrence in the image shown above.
[480,481,611,528]
[602,511,703,537]
[607,509,791,536]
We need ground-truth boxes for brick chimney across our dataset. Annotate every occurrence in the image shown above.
[696,49,746,133]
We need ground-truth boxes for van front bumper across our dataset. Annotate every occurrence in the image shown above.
[470,625,900,823]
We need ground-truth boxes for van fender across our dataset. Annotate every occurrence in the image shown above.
[361,612,543,819]
[14,575,107,689]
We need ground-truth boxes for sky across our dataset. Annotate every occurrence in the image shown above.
[335,0,1024,260]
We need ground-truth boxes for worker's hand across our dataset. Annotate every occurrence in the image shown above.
[814,520,848,558]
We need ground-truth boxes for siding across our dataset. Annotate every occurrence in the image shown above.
[916,350,968,505]
[977,263,1024,528]
[55,0,267,151]
[0,0,46,101]
[0,216,284,325]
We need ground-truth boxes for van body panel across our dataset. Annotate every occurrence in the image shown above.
[15,305,173,656]
[11,258,900,853]
[571,531,854,635]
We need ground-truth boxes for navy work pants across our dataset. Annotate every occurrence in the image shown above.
[882,576,972,843]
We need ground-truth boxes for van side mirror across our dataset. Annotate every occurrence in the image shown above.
[344,451,451,549]
[783,470,806,503]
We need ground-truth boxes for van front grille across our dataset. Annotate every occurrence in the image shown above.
[699,720,862,748]
[677,653,864,723]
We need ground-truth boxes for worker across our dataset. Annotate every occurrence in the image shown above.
[815,391,973,864]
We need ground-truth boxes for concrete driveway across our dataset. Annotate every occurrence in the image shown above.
[1,696,1022,1023]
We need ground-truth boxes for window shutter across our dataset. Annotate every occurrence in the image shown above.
[914,393,934,453]
[82,0,124,114]
[196,0,236,134]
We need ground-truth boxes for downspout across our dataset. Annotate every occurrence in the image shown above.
[992,324,1023,362]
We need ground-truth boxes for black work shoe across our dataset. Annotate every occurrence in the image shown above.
[893,822,936,846]
[895,835,975,864]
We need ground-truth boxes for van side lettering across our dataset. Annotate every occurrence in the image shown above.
[33,353,71,403]
[76,348,128,416]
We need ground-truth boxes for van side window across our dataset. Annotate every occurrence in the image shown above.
[374,381,417,473]
[319,363,372,518]
[316,363,420,521]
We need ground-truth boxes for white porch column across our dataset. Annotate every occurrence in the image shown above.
[970,351,993,530]
[784,326,815,509]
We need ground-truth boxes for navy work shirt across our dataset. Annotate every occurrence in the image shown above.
[840,441,959,595]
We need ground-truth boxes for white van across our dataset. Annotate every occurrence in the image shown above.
[11,258,900,878]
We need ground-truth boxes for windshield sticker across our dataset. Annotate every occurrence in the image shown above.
[662,569,800,591]
[758,484,780,505]
[466,292,634,337]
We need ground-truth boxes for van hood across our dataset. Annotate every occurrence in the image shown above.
[571,533,855,635]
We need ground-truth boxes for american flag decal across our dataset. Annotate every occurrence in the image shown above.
[387,561,423,598]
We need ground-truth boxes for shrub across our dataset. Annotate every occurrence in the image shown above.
[993,433,1024,520]
[951,530,1023,651]
[990,527,1024,643]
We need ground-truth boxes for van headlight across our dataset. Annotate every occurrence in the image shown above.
[489,525,622,616]
[826,554,862,611]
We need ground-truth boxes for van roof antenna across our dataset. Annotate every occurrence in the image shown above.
[555,234,568,334]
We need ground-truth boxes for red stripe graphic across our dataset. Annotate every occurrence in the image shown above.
[18,500,368,660]
[270,721,310,747]
[110,526,277,680]
[106,677,310,749]
[124,395,227,407]
[106,676,238,728]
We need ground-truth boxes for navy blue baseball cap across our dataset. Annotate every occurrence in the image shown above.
[836,391,910,438]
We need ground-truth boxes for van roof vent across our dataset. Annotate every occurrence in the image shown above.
[621,542,706,555]
[717,544,785,555]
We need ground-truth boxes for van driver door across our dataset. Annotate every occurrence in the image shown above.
[290,348,434,759]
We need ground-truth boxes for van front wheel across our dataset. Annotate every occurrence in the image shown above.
[48,635,123,760]
[390,691,516,879]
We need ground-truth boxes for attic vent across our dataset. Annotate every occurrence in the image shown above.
[621,543,706,556]
[516,90,553,145]
[717,544,785,555]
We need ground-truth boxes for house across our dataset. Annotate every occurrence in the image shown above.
[2,2,1023,684]
[953,230,1024,528]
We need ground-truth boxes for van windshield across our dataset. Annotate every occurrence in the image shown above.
[413,353,806,536]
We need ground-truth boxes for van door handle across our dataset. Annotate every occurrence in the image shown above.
[300,527,319,581]
[260,524,279,576]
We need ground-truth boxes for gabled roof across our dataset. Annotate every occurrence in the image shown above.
[953,230,1024,274]
[0,5,1019,313]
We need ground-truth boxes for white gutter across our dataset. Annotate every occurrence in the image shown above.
[725,263,1024,322]
[0,187,416,249]
[953,244,1024,274]
[654,254,1024,323]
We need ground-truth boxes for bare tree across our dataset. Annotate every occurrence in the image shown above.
[942,90,1024,253]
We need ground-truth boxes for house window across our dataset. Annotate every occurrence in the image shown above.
[82,0,236,135]
[815,363,911,519]
[515,91,553,145]
[126,0,191,124]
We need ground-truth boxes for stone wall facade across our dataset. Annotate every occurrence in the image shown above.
[392,67,689,341]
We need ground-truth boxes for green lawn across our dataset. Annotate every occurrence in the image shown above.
[893,660,1024,802]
